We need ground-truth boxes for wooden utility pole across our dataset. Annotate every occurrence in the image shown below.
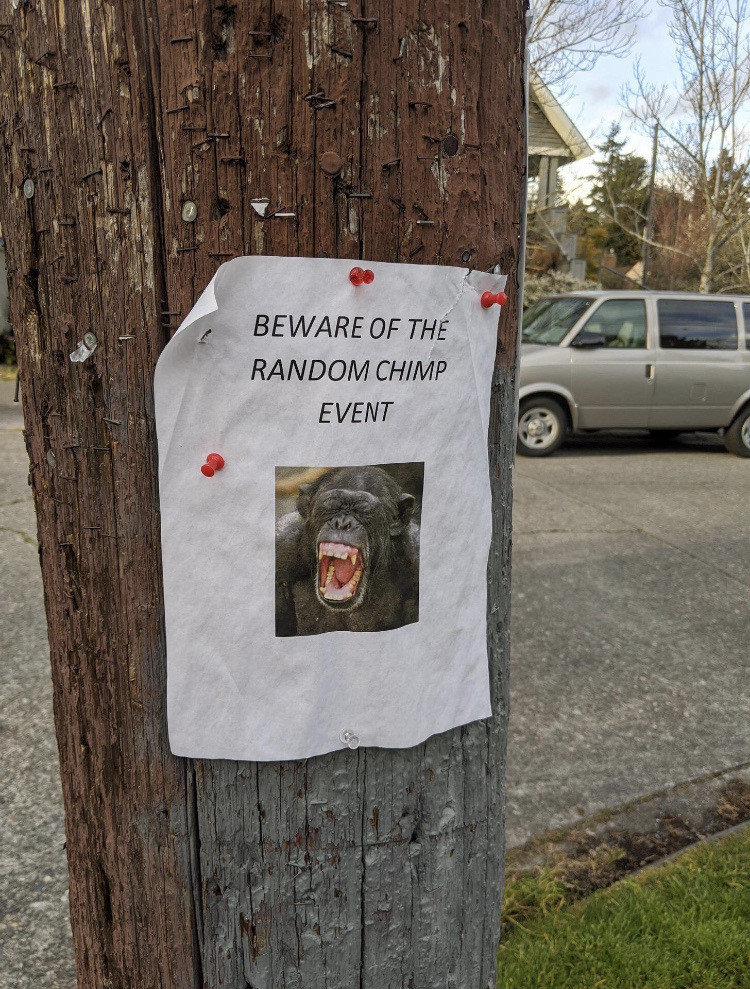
[0,2,526,986]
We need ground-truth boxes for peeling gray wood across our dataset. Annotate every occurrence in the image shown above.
[0,0,526,985]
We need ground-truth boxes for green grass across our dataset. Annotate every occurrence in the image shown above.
[498,827,750,988]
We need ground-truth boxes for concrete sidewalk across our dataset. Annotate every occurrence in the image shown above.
[0,380,76,987]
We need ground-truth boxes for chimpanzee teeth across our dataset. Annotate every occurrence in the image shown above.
[318,542,360,560]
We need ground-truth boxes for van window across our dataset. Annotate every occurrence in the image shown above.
[657,299,738,350]
[522,297,593,345]
[743,302,750,345]
[579,299,647,348]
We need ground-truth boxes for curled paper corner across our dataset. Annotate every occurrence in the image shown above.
[170,272,221,339]
[250,199,270,217]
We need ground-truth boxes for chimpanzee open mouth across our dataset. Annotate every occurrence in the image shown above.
[317,541,366,608]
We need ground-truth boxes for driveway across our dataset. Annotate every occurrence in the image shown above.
[507,431,750,847]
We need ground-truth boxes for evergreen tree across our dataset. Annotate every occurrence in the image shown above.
[590,124,649,267]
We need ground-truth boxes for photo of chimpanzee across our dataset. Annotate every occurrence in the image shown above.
[275,463,422,636]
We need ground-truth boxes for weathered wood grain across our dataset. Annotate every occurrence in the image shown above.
[0,1,526,986]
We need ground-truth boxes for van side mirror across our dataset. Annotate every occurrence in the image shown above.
[571,330,606,348]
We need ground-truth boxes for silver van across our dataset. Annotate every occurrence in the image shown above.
[518,291,750,457]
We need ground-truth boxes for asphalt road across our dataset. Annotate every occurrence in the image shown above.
[507,430,750,847]
[1,377,748,983]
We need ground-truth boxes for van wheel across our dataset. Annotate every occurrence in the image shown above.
[724,407,750,457]
[517,398,567,457]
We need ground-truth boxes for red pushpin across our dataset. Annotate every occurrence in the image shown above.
[350,266,374,285]
[481,290,507,309]
[201,452,225,477]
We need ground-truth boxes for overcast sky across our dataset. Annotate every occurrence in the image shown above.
[558,7,680,198]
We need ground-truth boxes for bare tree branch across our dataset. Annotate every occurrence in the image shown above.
[620,0,750,291]
[529,0,646,87]
[600,205,698,261]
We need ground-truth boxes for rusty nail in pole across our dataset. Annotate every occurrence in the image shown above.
[320,151,343,176]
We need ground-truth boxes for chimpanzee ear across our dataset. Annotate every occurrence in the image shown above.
[390,493,415,534]
[297,483,313,519]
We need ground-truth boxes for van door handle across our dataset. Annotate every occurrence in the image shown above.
[645,363,655,381]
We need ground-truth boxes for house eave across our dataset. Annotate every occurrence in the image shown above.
[529,69,593,162]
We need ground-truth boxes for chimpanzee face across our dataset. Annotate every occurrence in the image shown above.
[312,488,378,610]
[297,471,415,613]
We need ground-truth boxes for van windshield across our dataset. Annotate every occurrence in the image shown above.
[522,297,594,345]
